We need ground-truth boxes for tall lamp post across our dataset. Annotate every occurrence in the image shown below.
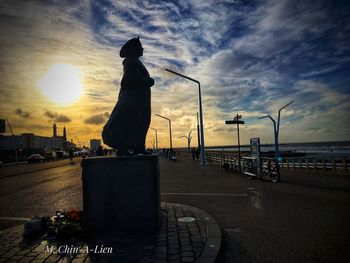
[258,100,294,161]
[155,114,172,149]
[6,119,18,163]
[178,131,193,151]
[149,127,158,150]
[225,114,245,175]
[196,112,200,151]
[165,68,206,164]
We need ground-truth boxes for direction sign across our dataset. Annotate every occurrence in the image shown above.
[234,115,242,120]
[225,120,245,125]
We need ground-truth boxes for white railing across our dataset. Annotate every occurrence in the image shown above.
[175,150,349,174]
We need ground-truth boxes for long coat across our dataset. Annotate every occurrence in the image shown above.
[102,57,154,149]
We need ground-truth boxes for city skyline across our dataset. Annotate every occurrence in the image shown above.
[0,0,349,148]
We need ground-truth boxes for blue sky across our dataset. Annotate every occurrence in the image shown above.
[0,0,349,147]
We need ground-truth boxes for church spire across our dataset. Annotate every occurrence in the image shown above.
[63,126,67,141]
[53,123,57,137]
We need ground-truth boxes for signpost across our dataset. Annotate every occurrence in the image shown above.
[225,114,245,175]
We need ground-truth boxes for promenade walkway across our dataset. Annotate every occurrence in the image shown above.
[159,156,350,262]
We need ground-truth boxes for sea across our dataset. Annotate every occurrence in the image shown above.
[204,141,350,157]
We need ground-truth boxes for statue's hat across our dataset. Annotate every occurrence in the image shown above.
[119,37,141,58]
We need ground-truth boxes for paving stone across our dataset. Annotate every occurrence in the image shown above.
[182,251,194,257]
[182,256,195,262]
[17,256,36,263]
[181,245,193,252]
[71,258,85,263]
[154,252,166,260]
[168,248,179,255]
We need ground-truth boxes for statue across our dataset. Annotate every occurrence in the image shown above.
[102,37,155,156]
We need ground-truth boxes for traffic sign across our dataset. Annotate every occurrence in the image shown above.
[225,120,244,125]
[234,115,242,120]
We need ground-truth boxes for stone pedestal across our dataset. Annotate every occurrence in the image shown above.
[82,155,160,234]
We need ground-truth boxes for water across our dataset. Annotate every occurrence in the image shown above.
[205,141,350,157]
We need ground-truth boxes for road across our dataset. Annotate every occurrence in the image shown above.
[0,157,349,262]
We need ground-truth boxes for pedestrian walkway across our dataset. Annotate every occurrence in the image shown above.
[0,203,221,263]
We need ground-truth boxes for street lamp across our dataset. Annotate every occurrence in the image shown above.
[225,114,245,175]
[196,112,200,151]
[149,127,158,150]
[178,131,193,151]
[6,119,18,163]
[155,114,172,149]
[258,100,295,160]
[165,68,206,164]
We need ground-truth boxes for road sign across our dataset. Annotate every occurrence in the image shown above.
[0,119,5,133]
[225,120,245,125]
[234,115,242,120]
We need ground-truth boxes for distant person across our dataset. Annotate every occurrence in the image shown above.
[195,148,200,160]
[96,146,104,156]
[191,148,196,160]
[102,37,155,156]
[69,149,74,161]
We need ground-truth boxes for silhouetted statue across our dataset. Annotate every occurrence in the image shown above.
[102,37,154,156]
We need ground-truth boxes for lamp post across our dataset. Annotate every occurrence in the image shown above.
[149,127,158,150]
[165,68,206,164]
[196,112,200,151]
[258,100,294,160]
[6,119,18,163]
[178,131,193,151]
[225,114,245,175]
[155,114,172,149]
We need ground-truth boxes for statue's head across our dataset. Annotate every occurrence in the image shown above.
[119,37,143,58]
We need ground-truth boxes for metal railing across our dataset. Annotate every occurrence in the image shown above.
[175,150,349,174]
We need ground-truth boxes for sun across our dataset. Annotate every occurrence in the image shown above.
[37,63,84,104]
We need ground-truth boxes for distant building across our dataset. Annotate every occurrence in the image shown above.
[0,124,67,151]
[90,139,101,150]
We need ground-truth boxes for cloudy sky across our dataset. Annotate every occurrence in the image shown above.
[0,0,349,148]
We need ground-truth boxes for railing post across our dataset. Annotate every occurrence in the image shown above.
[306,159,309,170]
[343,157,347,173]
[313,158,316,170]
[322,158,326,171]
[332,158,336,172]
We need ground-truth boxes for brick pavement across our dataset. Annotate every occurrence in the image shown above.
[0,203,221,263]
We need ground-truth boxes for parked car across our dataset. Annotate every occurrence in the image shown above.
[27,154,45,163]
[55,151,68,159]
[43,150,57,161]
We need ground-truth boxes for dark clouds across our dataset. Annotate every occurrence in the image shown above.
[84,112,110,125]
[14,108,31,118]
[44,110,71,123]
